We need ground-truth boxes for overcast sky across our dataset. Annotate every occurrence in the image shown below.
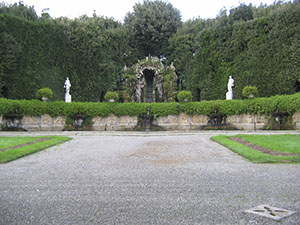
[3,0,281,21]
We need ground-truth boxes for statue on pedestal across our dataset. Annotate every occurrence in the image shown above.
[64,77,72,103]
[226,75,234,100]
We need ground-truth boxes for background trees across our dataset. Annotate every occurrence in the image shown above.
[0,1,37,21]
[124,0,182,59]
[0,1,299,101]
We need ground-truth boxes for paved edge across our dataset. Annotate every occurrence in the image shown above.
[0,130,299,137]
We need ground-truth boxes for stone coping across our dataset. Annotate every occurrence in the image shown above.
[0,130,299,137]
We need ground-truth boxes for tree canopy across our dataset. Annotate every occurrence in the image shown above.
[0,1,37,20]
[124,0,182,58]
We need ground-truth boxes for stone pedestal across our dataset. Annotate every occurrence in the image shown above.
[226,91,233,100]
[65,93,71,103]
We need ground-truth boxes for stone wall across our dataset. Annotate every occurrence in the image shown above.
[227,114,269,130]
[152,114,208,130]
[92,116,138,131]
[0,114,65,131]
[292,112,300,130]
[1,112,300,131]
[154,114,271,130]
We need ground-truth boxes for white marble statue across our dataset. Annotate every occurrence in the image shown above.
[64,77,72,103]
[226,75,234,100]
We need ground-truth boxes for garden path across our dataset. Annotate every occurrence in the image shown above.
[0,131,299,224]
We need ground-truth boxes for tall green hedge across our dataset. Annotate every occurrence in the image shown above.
[167,2,300,100]
[1,2,300,102]
[0,13,127,101]
[0,93,299,117]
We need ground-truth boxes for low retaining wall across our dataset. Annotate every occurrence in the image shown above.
[0,114,66,131]
[1,112,300,131]
[152,114,271,130]
[92,116,138,131]
[293,112,300,130]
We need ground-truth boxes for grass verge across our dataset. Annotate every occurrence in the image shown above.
[211,134,300,163]
[0,136,72,163]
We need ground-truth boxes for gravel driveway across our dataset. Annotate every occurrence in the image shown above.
[0,132,299,224]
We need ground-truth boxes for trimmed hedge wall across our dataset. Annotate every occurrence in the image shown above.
[0,93,299,118]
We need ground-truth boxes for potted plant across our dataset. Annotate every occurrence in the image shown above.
[242,86,258,99]
[36,88,53,101]
[104,91,119,102]
[177,91,192,103]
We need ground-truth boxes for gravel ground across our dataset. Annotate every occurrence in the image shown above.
[0,132,299,224]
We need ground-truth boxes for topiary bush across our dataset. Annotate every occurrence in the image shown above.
[36,88,53,101]
[242,86,258,99]
[104,91,119,102]
[177,91,192,103]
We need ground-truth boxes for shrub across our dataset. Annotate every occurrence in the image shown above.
[0,93,299,118]
[177,91,192,103]
[118,91,131,102]
[242,86,258,99]
[36,88,53,101]
[104,91,119,102]
[150,102,180,117]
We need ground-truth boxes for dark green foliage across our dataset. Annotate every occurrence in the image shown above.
[0,2,38,21]
[0,31,23,98]
[242,86,258,99]
[1,1,300,101]
[104,91,119,102]
[0,14,70,99]
[150,102,180,117]
[124,0,182,58]
[0,9,128,101]
[36,88,53,101]
[62,15,129,102]
[163,68,178,102]
[229,4,253,21]
[180,93,300,115]
[118,90,131,103]
[177,91,192,103]
[168,1,300,100]
[166,20,203,91]
[1,93,299,118]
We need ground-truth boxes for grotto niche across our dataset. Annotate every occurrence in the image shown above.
[120,56,178,102]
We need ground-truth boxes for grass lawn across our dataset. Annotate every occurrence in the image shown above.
[0,136,72,163]
[211,134,300,163]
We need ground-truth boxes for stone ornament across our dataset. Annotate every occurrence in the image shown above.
[64,77,72,103]
[226,75,234,100]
